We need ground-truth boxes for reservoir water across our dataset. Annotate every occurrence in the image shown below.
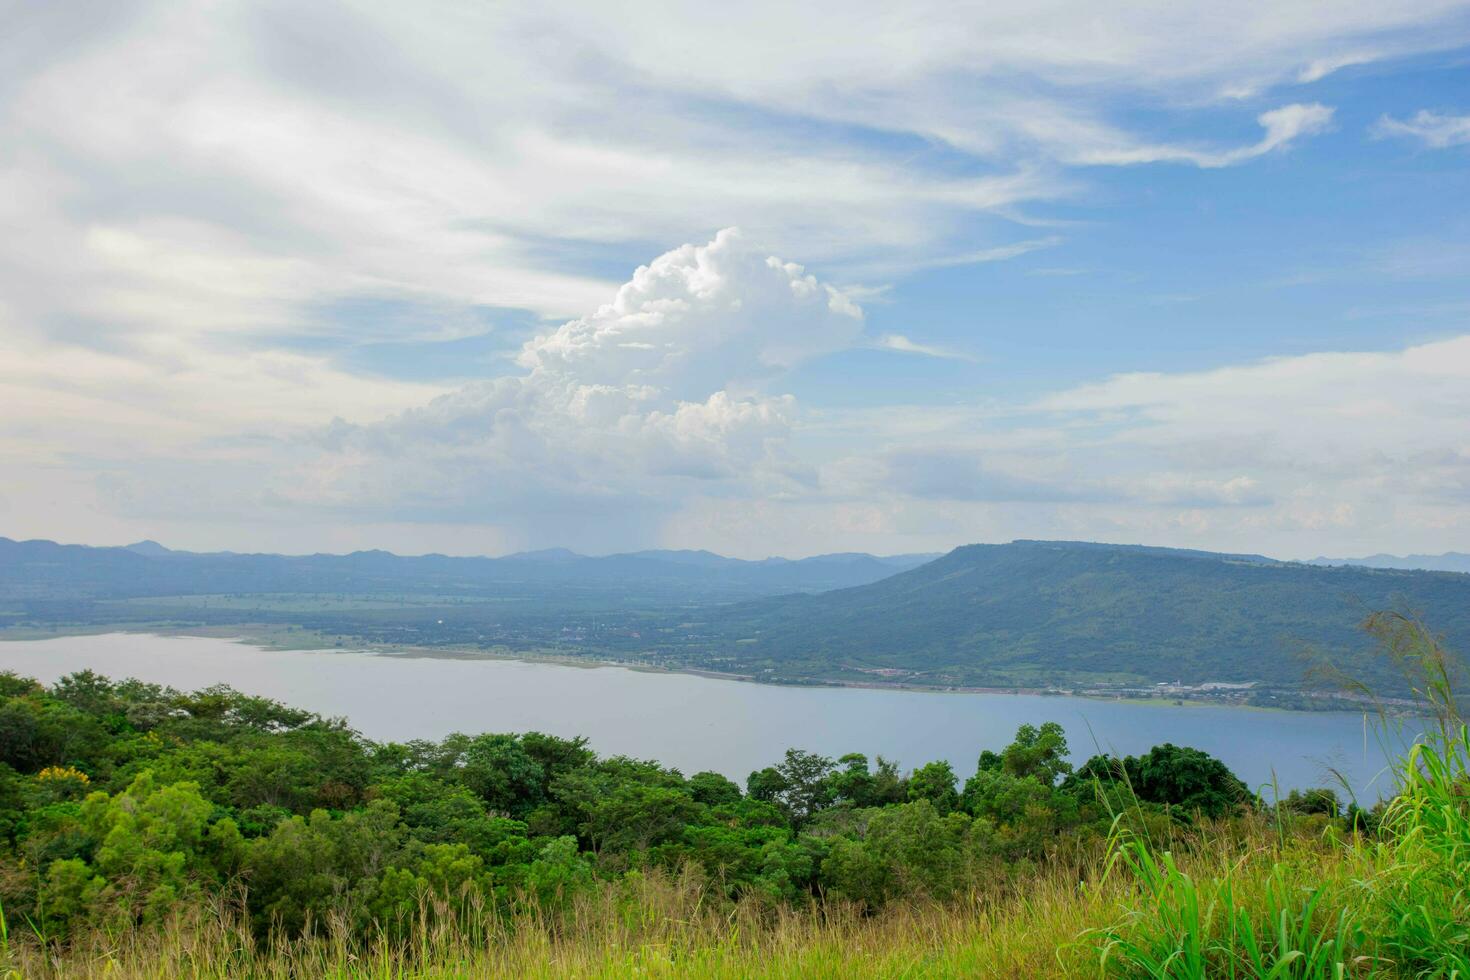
[0,632,1417,798]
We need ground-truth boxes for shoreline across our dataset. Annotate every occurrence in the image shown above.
[0,622,1397,716]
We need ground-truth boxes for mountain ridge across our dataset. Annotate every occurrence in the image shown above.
[1307,551,1470,574]
[660,539,1470,692]
[0,536,937,600]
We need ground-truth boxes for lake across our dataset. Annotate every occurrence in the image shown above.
[0,632,1419,797]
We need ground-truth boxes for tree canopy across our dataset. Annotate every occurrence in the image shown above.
[0,668,1328,943]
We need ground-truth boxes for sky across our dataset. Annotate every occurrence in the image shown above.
[2,1,1469,560]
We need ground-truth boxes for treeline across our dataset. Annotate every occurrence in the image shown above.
[0,669,1356,942]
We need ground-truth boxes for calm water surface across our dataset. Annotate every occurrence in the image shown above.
[0,633,1417,796]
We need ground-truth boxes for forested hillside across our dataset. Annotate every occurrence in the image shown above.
[679,540,1470,690]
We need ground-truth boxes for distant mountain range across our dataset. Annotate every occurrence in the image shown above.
[7,536,1468,696]
[668,539,1470,691]
[1307,552,1470,574]
[0,536,938,601]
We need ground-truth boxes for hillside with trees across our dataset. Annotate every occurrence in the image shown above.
[676,540,1470,691]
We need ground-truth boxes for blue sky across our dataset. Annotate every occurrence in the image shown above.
[2,1,1469,559]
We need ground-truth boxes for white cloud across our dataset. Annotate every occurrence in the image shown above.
[1072,103,1335,168]
[1037,335,1470,453]
[5,1,1470,555]
[1019,335,1470,527]
[908,237,1064,271]
[3,0,1447,365]
[872,334,978,362]
[268,231,856,548]
[1297,50,1379,82]
[515,229,863,397]
[725,334,1470,558]
[1373,110,1470,148]
[9,211,1470,557]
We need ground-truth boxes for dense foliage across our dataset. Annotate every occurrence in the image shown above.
[0,669,1279,942]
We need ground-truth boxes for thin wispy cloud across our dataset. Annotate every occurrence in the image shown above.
[911,237,1064,271]
[1297,51,1380,82]
[1072,104,1335,168]
[1373,109,1470,147]
[871,334,979,362]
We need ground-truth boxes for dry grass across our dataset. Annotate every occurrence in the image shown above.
[0,864,1105,977]
[0,822,1346,979]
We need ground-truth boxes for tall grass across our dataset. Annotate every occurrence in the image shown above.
[0,867,1126,978]
[1090,612,1469,979]
[2,615,1464,978]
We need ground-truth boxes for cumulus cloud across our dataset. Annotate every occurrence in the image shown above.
[289,231,858,546]
[9,214,1470,557]
[1373,110,1470,148]
[1,0,1448,364]
[5,1,1470,555]
[515,229,862,397]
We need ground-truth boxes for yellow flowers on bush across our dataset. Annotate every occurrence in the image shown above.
[36,765,90,785]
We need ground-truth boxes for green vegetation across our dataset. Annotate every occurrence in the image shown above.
[0,672,1229,943]
[9,538,1470,699]
[0,613,1463,976]
[684,540,1470,692]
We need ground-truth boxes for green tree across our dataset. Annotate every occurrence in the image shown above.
[456,735,545,817]
[51,671,121,719]
[687,770,742,806]
[0,696,104,773]
[1000,722,1072,785]
[38,858,104,937]
[906,760,959,814]
[69,772,234,924]
[746,766,787,805]
[524,836,593,908]
[1067,743,1249,819]
[243,800,405,936]
[1282,787,1340,818]
[748,749,834,826]
[820,800,974,908]
[826,754,905,808]
[367,842,492,937]
[580,782,702,854]
[224,745,320,812]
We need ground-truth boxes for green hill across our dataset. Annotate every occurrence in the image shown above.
[676,540,1470,691]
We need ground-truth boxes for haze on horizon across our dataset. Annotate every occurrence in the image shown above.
[3,1,1469,561]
